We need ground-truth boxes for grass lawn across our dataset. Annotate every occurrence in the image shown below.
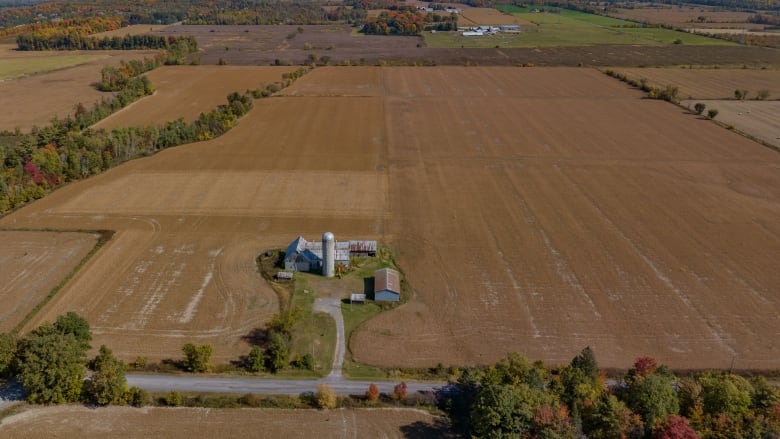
[424,6,735,48]
[0,55,104,80]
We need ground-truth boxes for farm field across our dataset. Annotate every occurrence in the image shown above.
[0,47,157,131]
[0,405,450,438]
[94,65,299,129]
[610,67,780,99]
[2,67,779,370]
[458,6,531,27]
[0,231,99,332]
[423,6,734,48]
[608,5,762,30]
[681,99,780,150]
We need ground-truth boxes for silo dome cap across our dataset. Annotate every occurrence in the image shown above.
[322,232,335,240]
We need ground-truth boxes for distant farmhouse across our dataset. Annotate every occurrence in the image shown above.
[284,233,377,277]
[374,268,401,302]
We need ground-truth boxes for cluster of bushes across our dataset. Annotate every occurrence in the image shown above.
[441,348,780,439]
[242,309,314,374]
[361,9,427,35]
[0,61,309,215]
[0,312,147,407]
[604,70,680,103]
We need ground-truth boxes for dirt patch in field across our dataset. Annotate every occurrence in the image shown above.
[0,48,159,132]
[94,65,299,129]
[609,67,780,99]
[0,231,99,332]
[458,7,532,26]
[0,405,452,438]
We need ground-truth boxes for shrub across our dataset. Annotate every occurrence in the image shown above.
[707,109,719,119]
[694,102,706,115]
[366,383,380,401]
[316,383,337,409]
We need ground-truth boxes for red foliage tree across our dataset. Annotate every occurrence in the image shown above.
[653,414,699,439]
[633,356,658,377]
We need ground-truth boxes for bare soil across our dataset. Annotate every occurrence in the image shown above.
[159,25,780,67]
[0,405,452,438]
[610,67,780,99]
[0,47,159,132]
[0,231,98,332]
[94,65,299,129]
[609,5,761,30]
[2,67,779,371]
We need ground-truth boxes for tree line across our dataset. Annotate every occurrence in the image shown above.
[441,347,780,438]
[17,29,198,52]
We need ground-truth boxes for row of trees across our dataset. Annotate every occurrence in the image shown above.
[17,30,197,52]
[441,348,780,438]
[0,312,144,406]
[361,8,458,35]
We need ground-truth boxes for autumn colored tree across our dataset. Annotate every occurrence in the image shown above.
[366,383,380,401]
[393,381,408,400]
[182,343,212,373]
[86,345,127,405]
[316,383,337,409]
[653,414,700,439]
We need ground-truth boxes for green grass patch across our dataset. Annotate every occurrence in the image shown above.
[285,311,336,378]
[0,55,105,80]
[425,6,734,48]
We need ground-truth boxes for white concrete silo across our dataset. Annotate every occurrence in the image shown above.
[322,232,335,277]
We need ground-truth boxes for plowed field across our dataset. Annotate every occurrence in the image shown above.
[609,67,780,99]
[95,66,299,129]
[2,67,779,370]
[681,99,780,150]
[609,6,758,29]
[0,406,450,438]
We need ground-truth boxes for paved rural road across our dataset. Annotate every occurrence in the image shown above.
[127,374,445,396]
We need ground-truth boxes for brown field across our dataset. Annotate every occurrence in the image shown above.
[0,231,98,332]
[681,99,780,150]
[157,25,780,67]
[90,24,170,38]
[94,65,299,129]
[0,46,158,132]
[609,67,780,99]
[610,5,762,30]
[0,406,451,438]
[458,7,534,27]
[2,67,779,370]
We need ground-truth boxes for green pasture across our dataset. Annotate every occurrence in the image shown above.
[0,54,103,80]
[424,6,735,48]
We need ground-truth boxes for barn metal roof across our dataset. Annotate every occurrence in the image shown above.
[374,268,400,295]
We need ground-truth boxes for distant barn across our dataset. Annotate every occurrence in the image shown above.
[283,235,377,273]
[374,268,400,302]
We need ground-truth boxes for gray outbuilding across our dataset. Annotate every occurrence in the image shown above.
[374,268,400,302]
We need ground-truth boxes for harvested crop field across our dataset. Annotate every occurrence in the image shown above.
[0,231,99,332]
[609,5,760,30]
[0,46,158,132]
[458,7,530,26]
[681,99,780,150]
[94,66,299,129]
[0,405,451,438]
[2,66,779,370]
[609,67,780,99]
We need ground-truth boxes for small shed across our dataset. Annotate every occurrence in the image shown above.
[275,271,294,281]
[374,268,400,302]
[350,293,366,304]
